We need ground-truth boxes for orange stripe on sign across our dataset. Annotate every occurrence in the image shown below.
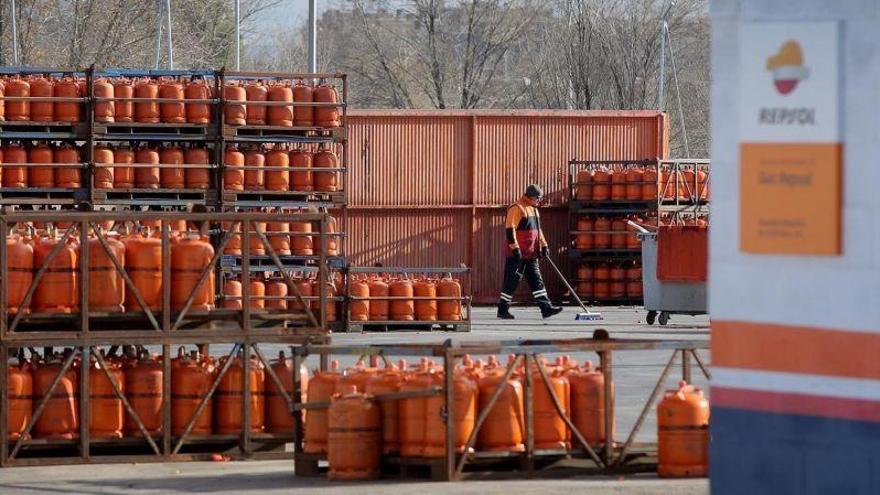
[712,320,880,380]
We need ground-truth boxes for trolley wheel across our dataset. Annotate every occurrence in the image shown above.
[646,311,657,325]
[658,312,670,326]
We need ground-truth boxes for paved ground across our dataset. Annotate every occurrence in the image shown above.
[0,305,710,494]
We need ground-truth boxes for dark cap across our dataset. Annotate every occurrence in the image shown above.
[525,184,544,199]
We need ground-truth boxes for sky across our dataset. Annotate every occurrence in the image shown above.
[256,0,332,29]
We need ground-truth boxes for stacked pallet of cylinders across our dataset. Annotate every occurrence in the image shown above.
[567,160,660,305]
[344,267,470,331]
[218,71,348,332]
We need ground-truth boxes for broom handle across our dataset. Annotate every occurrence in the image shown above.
[543,256,591,313]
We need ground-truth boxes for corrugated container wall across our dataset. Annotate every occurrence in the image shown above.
[346,110,668,303]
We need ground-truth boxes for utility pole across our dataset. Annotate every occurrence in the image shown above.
[234,0,240,70]
[308,0,317,72]
[164,0,173,69]
[11,0,20,65]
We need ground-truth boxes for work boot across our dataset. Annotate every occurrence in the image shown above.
[497,302,515,320]
[540,303,563,319]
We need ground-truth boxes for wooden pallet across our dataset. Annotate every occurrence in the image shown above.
[93,122,217,140]
[222,124,345,143]
[0,187,85,205]
[93,187,215,206]
[221,190,344,208]
[0,121,88,139]
[219,254,346,271]
[347,321,471,333]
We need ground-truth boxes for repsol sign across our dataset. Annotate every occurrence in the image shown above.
[758,108,815,125]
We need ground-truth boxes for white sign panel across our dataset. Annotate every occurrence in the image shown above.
[739,21,840,143]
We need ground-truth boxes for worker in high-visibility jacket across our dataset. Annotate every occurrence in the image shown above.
[497,184,563,320]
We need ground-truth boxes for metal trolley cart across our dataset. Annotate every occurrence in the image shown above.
[629,222,707,326]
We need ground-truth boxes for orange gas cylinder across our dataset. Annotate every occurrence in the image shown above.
[626,218,642,249]
[389,278,414,321]
[531,362,570,450]
[30,76,54,122]
[314,84,340,127]
[265,148,290,191]
[3,143,27,187]
[610,265,626,299]
[172,348,214,435]
[477,367,525,452]
[368,277,389,321]
[642,166,658,200]
[423,369,478,457]
[223,83,246,125]
[93,78,115,123]
[658,381,709,477]
[679,168,696,201]
[335,363,375,394]
[292,81,314,126]
[5,77,30,121]
[267,84,294,127]
[315,215,339,256]
[54,144,81,188]
[567,361,614,445]
[574,170,592,200]
[266,350,309,432]
[593,264,610,300]
[413,278,438,321]
[310,278,338,322]
[184,146,210,189]
[93,145,115,189]
[159,146,185,189]
[249,278,266,309]
[626,166,644,200]
[224,147,245,190]
[348,277,370,321]
[7,234,34,314]
[88,235,125,312]
[592,168,611,201]
[134,79,160,123]
[289,221,313,256]
[266,220,290,255]
[288,277,313,311]
[113,146,135,189]
[135,147,161,189]
[611,168,626,200]
[313,149,338,192]
[34,357,78,439]
[183,78,212,124]
[125,352,163,436]
[304,361,340,454]
[328,387,381,481]
[222,221,242,255]
[576,265,592,299]
[574,217,593,250]
[611,218,627,249]
[123,234,162,311]
[159,79,186,123]
[398,366,433,456]
[222,279,243,309]
[626,264,642,298]
[264,279,288,310]
[243,148,265,190]
[697,169,710,201]
[248,221,267,256]
[215,355,266,434]
[113,79,134,123]
[364,363,404,454]
[245,81,268,125]
[593,217,611,249]
[659,169,673,200]
[171,235,215,311]
[89,358,125,439]
[289,149,311,192]
[33,236,78,313]
[437,276,462,321]
[54,78,81,122]
[8,360,32,439]
[27,144,54,188]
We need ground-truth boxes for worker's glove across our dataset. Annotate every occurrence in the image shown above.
[512,248,522,260]
[539,246,549,259]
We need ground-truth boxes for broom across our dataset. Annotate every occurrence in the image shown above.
[543,255,603,321]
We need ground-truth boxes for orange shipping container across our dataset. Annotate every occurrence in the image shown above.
[656,225,708,283]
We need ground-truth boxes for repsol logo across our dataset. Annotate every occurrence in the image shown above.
[758,108,815,125]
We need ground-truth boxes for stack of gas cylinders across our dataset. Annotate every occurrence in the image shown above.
[0,142,85,189]
[3,348,309,440]
[306,355,614,480]
[658,165,710,203]
[221,273,343,321]
[90,75,214,125]
[573,215,648,252]
[0,74,88,123]
[221,79,341,128]
[347,274,464,323]
[575,261,643,301]
[222,144,339,193]
[574,164,658,202]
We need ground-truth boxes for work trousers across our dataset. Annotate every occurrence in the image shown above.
[498,257,551,307]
